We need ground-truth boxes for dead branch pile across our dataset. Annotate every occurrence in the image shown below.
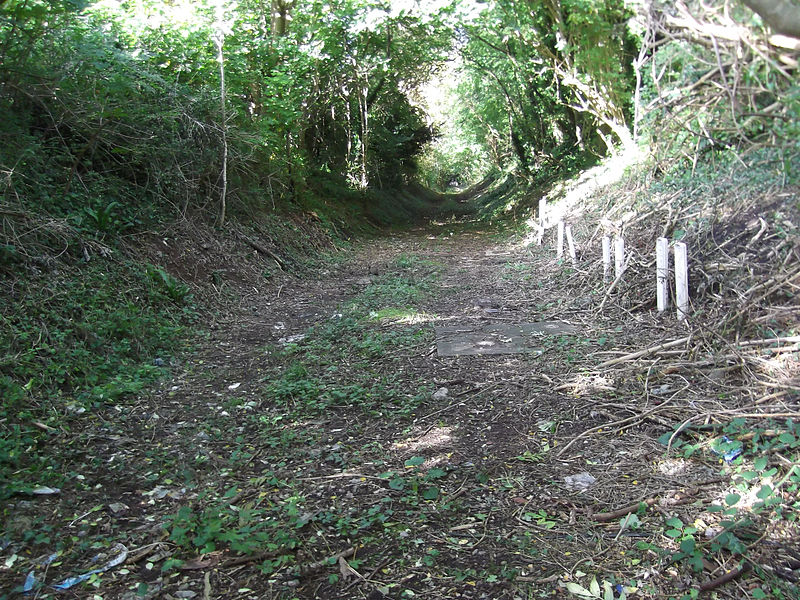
[637,0,799,171]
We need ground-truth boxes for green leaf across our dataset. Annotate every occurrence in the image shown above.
[679,537,696,554]
[756,485,773,500]
[404,456,425,467]
[603,580,615,600]
[665,517,683,528]
[665,529,683,538]
[564,581,594,598]
[725,493,741,506]
[688,553,704,572]
[753,456,768,471]
[422,486,439,500]
[426,468,447,479]
[619,513,641,530]
[589,577,600,597]
[778,432,796,444]
[657,431,675,446]
[389,477,406,490]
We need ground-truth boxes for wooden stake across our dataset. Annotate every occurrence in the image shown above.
[614,236,625,278]
[534,198,547,245]
[674,241,689,320]
[539,198,547,227]
[656,237,669,312]
[602,236,611,282]
[565,224,577,263]
[557,221,564,258]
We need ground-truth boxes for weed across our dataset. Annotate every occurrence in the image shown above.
[164,486,302,559]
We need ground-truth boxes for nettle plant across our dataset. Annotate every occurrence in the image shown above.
[380,456,448,503]
[655,417,800,593]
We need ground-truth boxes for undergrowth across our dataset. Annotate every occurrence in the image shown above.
[0,259,196,499]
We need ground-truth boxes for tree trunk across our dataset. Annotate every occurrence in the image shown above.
[270,0,293,36]
[741,0,800,39]
[358,80,369,188]
[215,0,228,227]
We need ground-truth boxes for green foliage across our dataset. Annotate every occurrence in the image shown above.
[446,0,636,184]
[655,417,800,593]
[164,486,301,559]
[639,1,799,173]
[0,0,464,236]
[0,259,194,497]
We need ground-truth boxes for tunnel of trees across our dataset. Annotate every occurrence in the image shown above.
[2,0,795,229]
[1,2,799,597]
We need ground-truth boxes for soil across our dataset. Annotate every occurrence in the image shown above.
[3,220,798,600]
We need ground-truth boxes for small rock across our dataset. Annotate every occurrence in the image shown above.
[473,298,501,309]
[153,358,165,367]
[108,502,129,514]
[650,384,673,395]
[174,591,197,599]
[432,387,449,401]
[708,368,728,381]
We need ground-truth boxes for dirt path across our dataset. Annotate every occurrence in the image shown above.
[7,224,783,599]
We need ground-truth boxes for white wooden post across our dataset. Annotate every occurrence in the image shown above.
[674,241,689,320]
[602,236,611,282]
[614,236,625,278]
[537,198,547,245]
[656,237,669,312]
[565,224,577,263]
[557,221,565,258]
[539,198,547,227]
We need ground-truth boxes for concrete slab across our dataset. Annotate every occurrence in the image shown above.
[434,322,578,356]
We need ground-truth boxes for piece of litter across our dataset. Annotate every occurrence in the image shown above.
[30,486,60,495]
[24,545,128,593]
[477,340,495,347]
[279,334,307,345]
[711,436,742,463]
[564,472,596,492]
[23,571,36,592]
[51,543,128,590]
[227,382,241,390]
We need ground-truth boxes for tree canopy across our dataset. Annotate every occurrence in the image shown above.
[0,0,797,221]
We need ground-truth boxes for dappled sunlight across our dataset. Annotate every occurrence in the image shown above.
[393,426,454,454]
[521,145,646,246]
[554,374,616,396]
[368,308,441,325]
[657,457,693,476]
[752,347,800,380]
